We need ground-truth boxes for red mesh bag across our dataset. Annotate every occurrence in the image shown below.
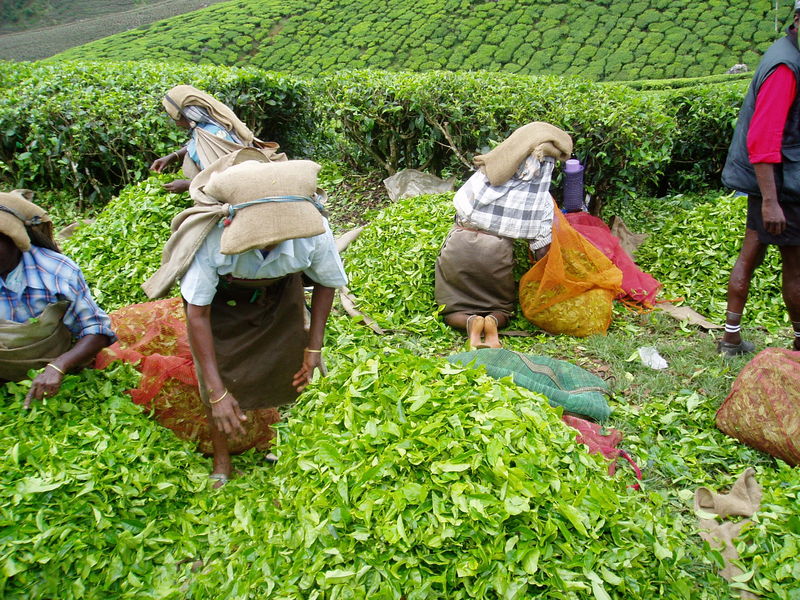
[562,415,642,487]
[564,212,661,307]
[95,297,278,455]
[716,348,800,466]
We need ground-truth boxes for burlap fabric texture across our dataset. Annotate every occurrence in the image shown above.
[142,147,289,299]
[473,122,573,186]
[0,190,55,252]
[694,468,761,599]
[163,85,255,146]
[182,127,285,178]
[203,158,325,255]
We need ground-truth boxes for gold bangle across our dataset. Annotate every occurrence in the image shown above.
[304,348,322,353]
[209,389,228,405]
[46,363,65,375]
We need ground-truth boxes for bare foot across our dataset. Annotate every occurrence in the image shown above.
[466,315,485,349]
[483,314,502,348]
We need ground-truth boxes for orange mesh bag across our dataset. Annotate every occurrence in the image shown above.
[716,348,800,466]
[95,297,278,455]
[519,205,623,337]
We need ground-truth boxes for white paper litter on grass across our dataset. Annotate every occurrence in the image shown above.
[638,346,669,370]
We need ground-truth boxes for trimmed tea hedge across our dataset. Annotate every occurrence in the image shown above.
[0,60,312,202]
[312,69,678,199]
[2,60,751,205]
[53,0,781,82]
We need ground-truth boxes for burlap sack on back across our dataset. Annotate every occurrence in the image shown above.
[473,122,573,186]
[203,159,325,255]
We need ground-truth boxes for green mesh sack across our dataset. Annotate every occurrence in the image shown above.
[448,348,612,422]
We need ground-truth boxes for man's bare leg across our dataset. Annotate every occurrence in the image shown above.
[723,228,768,347]
[779,245,800,350]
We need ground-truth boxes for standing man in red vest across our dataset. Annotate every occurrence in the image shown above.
[720,3,800,355]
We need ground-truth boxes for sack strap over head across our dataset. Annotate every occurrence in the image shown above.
[0,204,44,227]
[220,195,326,227]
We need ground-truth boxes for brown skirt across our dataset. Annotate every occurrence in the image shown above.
[194,273,306,410]
[434,227,516,317]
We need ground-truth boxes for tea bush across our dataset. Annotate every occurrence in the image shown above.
[0,60,312,202]
[314,69,678,199]
[1,60,750,204]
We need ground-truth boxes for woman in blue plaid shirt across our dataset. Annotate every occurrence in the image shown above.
[0,190,115,406]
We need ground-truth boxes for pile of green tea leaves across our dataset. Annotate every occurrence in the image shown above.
[187,348,729,599]
[62,176,191,311]
[343,193,455,336]
[614,192,785,330]
[0,364,210,599]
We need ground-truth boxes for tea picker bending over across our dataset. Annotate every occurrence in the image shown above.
[143,150,347,486]
[150,85,282,193]
[0,190,114,406]
[435,122,572,349]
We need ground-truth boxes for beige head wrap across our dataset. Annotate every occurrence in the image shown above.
[473,122,573,186]
[0,190,57,252]
[162,85,255,146]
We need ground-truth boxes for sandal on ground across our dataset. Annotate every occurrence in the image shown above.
[717,339,755,357]
[208,473,229,488]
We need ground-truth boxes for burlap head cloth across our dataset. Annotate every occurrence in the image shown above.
[0,190,56,252]
[473,122,573,186]
[163,85,255,147]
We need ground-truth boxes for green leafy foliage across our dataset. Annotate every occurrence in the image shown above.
[1,60,749,202]
[62,176,190,310]
[0,60,312,202]
[188,348,730,598]
[610,192,786,329]
[316,69,677,199]
[0,363,210,599]
[343,193,456,337]
[657,81,750,192]
[53,0,782,82]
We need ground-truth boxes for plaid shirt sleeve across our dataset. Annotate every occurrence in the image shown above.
[33,248,116,341]
[60,267,116,341]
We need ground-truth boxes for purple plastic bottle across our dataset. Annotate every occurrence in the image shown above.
[562,158,585,213]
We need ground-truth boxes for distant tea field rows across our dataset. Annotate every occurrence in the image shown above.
[0,0,230,61]
[56,0,783,80]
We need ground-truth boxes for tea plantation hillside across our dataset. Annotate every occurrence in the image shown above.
[1,0,158,33]
[0,0,231,61]
[56,0,783,80]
